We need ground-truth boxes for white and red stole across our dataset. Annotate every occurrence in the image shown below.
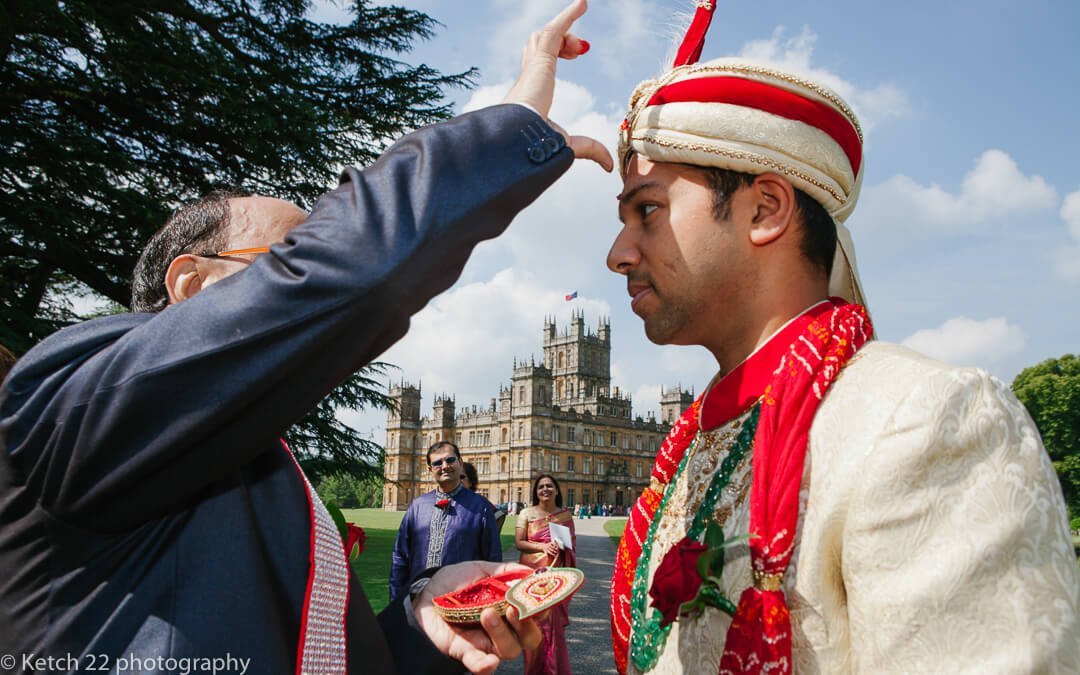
[282,441,350,674]
[610,299,872,674]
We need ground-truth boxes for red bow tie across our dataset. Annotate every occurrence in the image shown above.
[436,498,451,509]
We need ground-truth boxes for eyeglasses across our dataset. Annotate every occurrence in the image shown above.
[429,456,459,468]
[204,246,272,259]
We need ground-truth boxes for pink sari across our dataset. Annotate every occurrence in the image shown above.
[518,506,576,674]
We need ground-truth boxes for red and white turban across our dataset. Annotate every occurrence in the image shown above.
[617,5,868,306]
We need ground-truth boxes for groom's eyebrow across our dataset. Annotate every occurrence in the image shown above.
[617,182,660,223]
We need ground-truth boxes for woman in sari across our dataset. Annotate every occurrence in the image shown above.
[515,474,576,674]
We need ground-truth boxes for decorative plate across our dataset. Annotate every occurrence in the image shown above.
[432,569,532,625]
[505,567,585,620]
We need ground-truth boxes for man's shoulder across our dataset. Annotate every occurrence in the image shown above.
[409,490,436,506]
[832,340,1003,401]
[455,489,491,512]
[3,314,149,397]
[817,340,1020,445]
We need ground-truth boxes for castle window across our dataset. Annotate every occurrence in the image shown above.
[551,454,559,472]
[518,385,525,402]
[568,456,576,473]
[518,453,524,471]
[610,432,617,446]
[502,428,509,443]
[568,427,576,443]
[636,435,643,451]
[553,426,561,442]
[502,456,509,473]
[584,457,591,474]
[622,435,630,449]
[558,352,565,368]
[637,462,644,478]
[539,385,547,403]
[597,459,604,474]
[517,423,524,440]
[568,489,576,506]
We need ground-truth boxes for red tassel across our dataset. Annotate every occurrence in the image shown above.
[673,2,716,67]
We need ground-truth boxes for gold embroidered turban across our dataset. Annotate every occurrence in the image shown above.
[617,4,868,306]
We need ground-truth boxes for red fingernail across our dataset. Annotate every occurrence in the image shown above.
[579,39,591,55]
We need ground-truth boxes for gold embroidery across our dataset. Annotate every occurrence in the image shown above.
[753,570,784,591]
[630,135,846,205]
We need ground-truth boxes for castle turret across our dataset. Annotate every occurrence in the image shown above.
[660,385,694,425]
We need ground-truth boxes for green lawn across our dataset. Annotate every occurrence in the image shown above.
[604,518,627,546]
[341,508,521,614]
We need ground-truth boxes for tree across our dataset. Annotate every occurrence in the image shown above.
[1012,354,1080,517]
[1,0,474,479]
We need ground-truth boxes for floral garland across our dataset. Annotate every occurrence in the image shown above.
[611,399,701,674]
[610,300,872,674]
[628,406,759,672]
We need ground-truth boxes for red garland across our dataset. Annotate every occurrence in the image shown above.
[719,302,871,673]
[609,301,872,675]
[435,498,451,509]
[611,399,701,674]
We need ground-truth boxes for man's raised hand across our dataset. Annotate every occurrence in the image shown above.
[503,0,613,172]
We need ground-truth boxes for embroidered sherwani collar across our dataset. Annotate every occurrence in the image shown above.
[434,484,465,501]
[699,300,832,430]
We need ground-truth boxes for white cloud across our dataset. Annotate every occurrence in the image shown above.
[737,26,910,131]
[486,0,568,80]
[1052,246,1080,282]
[379,267,611,405]
[901,317,1026,368]
[1052,189,1080,282]
[1061,189,1080,241]
[632,384,662,419]
[860,149,1057,230]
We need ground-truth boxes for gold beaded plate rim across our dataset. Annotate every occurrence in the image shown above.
[506,567,585,620]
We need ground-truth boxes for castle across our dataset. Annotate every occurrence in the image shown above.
[382,311,693,511]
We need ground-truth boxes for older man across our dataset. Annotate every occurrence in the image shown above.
[390,442,502,601]
[607,4,1078,674]
[0,2,611,674]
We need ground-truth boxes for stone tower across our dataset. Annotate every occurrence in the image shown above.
[384,381,421,510]
[542,310,611,405]
[660,385,695,425]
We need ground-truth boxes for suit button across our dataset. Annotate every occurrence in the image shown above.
[528,145,547,163]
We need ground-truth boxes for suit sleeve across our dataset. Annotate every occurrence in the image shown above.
[389,505,416,601]
[1,105,573,530]
[482,503,502,563]
[841,369,1080,672]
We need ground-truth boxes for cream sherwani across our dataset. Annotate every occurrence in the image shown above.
[630,342,1079,674]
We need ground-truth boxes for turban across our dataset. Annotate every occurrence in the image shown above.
[617,5,867,306]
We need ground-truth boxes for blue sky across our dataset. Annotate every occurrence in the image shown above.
[317,0,1080,440]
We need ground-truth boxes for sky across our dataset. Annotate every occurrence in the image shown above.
[309,0,1080,442]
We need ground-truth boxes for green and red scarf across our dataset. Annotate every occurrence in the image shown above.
[610,300,872,674]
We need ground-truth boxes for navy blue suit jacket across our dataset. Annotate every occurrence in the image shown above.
[389,488,502,600]
[0,104,571,673]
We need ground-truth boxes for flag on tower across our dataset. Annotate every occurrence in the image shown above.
[564,291,578,301]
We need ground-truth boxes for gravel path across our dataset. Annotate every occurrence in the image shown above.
[498,516,621,675]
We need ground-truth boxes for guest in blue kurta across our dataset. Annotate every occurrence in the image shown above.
[390,441,502,600]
